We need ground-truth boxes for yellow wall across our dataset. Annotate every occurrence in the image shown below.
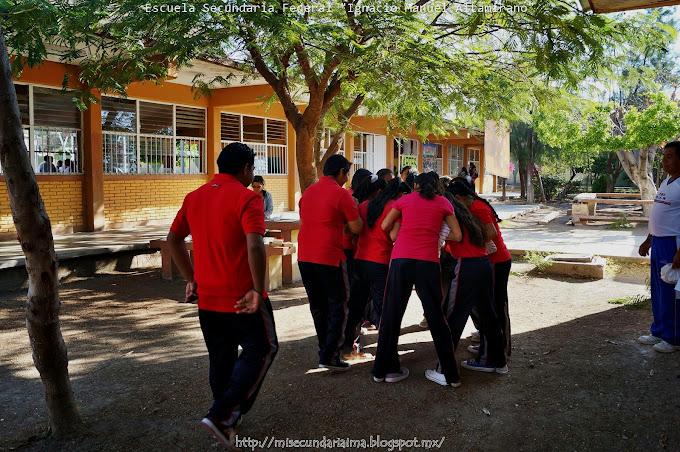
[0,177,84,236]
[103,176,208,227]
[260,175,289,212]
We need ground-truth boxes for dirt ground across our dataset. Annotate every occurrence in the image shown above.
[2,262,679,452]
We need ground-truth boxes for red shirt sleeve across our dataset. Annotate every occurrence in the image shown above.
[338,188,360,222]
[441,196,454,216]
[392,196,405,212]
[470,200,494,224]
[241,192,266,235]
[170,197,190,239]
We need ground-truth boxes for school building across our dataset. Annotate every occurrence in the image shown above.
[0,58,509,240]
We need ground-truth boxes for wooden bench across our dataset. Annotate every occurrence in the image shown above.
[572,193,653,225]
[265,219,301,284]
[149,239,296,291]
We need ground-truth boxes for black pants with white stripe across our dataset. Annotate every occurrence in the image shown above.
[373,258,460,383]
[446,257,506,367]
[198,298,278,426]
[299,261,350,364]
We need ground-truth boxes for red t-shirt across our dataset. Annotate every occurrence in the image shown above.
[469,199,511,264]
[355,200,395,265]
[390,193,454,263]
[170,174,266,313]
[298,176,360,266]
[445,230,487,259]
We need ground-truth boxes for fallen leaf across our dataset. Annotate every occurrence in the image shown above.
[482,408,491,416]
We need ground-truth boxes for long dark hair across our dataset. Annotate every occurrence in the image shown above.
[448,177,502,223]
[351,168,372,192]
[367,178,404,228]
[355,175,387,204]
[414,171,439,200]
[443,189,485,248]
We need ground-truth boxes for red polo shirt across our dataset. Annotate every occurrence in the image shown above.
[469,199,512,264]
[298,176,360,266]
[355,200,395,265]
[170,173,266,313]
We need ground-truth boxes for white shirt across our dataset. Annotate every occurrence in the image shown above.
[649,176,680,237]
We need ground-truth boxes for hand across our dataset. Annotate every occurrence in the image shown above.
[673,249,680,269]
[638,240,651,257]
[185,281,198,303]
[236,289,262,314]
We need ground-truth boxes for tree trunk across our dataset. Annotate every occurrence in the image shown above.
[296,125,318,191]
[616,146,658,215]
[0,29,81,437]
[536,167,547,203]
[518,161,526,198]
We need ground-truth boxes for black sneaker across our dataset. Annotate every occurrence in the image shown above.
[318,358,351,371]
[200,417,236,449]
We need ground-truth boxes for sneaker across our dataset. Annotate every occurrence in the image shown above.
[425,369,462,388]
[318,358,351,371]
[470,330,481,343]
[653,340,680,353]
[637,334,662,345]
[461,359,509,374]
[419,318,429,329]
[467,344,479,354]
[385,367,410,383]
[200,417,236,449]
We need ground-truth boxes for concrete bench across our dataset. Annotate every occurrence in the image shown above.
[149,239,295,291]
[572,193,653,225]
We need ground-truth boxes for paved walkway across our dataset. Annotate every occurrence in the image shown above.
[491,204,542,221]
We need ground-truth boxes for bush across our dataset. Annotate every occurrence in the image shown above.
[532,175,581,201]
[592,174,608,193]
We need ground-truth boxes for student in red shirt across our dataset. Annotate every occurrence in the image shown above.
[449,178,513,358]
[441,180,508,376]
[342,168,373,273]
[343,177,408,358]
[166,143,278,448]
[298,155,362,370]
[372,172,462,386]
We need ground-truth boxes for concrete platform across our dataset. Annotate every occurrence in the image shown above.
[543,255,606,279]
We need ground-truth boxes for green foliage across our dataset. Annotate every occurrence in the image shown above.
[533,175,580,201]
[591,174,608,193]
[606,214,634,230]
[525,251,551,272]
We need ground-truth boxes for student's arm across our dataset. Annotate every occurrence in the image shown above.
[167,231,196,302]
[445,214,463,242]
[639,234,652,257]
[389,222,401,242]
[340,191,363,234]
[236,233,266,314]
[381,208,401,232]
[673,247,680,269]
[347,218,363,235]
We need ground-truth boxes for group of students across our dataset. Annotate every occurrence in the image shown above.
[166,143,513,447]
[297,154,512,387]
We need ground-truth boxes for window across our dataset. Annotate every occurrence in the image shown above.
[448,144,464,176]
[102,97,206,174]
[353,133,375,172]
[220,113,288,175]
[1,85,82,175]
[422,142,443,174]
[468,148,481,175]
[394,138,418,172]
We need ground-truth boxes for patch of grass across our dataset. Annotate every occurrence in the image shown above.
[525,251,552,272]
[607,294,651,309]
[606,214,634,230]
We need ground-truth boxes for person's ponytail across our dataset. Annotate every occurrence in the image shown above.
[443,191,485,248]
[449,177,502,223]
[367,178,400,228]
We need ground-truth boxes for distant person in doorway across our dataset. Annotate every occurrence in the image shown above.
[167,142,278,448]
[400,166,412,183]
[251,175,274,219]
[638,141,680,353]
[377,168,394,182]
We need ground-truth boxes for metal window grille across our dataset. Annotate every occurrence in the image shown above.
[448,144,464,176]
[219,114,288,175]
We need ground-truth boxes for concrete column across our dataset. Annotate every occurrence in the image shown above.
[207,107,220,175]
[82,90,105,231]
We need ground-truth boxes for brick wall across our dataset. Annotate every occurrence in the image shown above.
[0,177,84,236]
[263,175,289,212]
[103,176,209,227]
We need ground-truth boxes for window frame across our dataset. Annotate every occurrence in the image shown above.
[102,95,207,175]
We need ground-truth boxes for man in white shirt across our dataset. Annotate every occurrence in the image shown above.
[638,141,680,353]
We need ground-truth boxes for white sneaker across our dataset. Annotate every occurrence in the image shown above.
[653,340,680,353]
[425,369,462,388]
[385,367,410,383]
[470,330,481,343]
[419,318,429,329]
[467,344,479,354]
[637,334,662,345]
